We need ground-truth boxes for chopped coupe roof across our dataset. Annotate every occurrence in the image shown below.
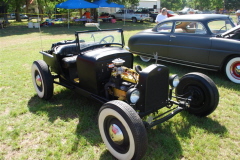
[163,14,230,21]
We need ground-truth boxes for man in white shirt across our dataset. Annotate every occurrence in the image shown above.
[236,10,240,25]
[155,8,168,23]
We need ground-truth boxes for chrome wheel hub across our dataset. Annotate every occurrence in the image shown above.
[231,62,240,79]
[109,124,124,145]
[35,75,42,87]
[235,65,240,76]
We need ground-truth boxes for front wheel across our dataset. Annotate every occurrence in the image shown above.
[176,72,219,117]
[98,100,148,160]
[225,57,240,84]
[31,60,53,100]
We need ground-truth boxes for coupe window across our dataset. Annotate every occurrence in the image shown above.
[174,21,206,34]
[156,22,173,33]
[208,20,234,34]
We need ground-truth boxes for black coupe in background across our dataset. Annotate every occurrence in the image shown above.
[128,14,240,83]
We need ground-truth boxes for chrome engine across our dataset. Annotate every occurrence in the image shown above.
[105,58,140,103]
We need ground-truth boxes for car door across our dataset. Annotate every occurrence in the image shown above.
[144,21,173,57]
[168,21,211,66]
[129,22,173,57]
[115,10,124,19]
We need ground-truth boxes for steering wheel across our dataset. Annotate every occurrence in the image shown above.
[217,26,226,34]
[99,35,114,44]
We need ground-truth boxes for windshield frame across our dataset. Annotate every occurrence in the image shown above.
[75,28,124,53]
[207,18,235,35]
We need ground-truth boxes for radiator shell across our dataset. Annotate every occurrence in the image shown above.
[136,64,169,113]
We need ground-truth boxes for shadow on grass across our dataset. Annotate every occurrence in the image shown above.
[27,88,119,158]
[28,90,100,122]
[0,21,155,37]
[179,112,228,137]
[142,111,227,159]
[134,56,240,92]
[27,88,103,143]
[27,85,228,159]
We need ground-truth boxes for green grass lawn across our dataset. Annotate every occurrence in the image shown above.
[0,19,239,160]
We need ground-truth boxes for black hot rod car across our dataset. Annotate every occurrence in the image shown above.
[31,29,219,160]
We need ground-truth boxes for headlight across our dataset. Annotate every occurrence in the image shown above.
[126,88,140,104]
[169,74,179,88]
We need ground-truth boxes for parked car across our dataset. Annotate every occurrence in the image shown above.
[31,28,219,160]
[178,7,196,15]
[128,14,240,84]
[10,13,28,19]
[110,8,149,23]
[201,10,215,14]
[148,10,177,22]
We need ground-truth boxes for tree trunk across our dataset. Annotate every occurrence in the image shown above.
[15,5,22,22]
[37,0,44,21]
[79,9,83,17]
[26,0,30,21]
[2,5,9,23]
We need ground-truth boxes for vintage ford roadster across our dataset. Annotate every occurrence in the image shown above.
[31,29,219,160]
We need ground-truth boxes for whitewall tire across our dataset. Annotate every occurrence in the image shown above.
[140,55,151,62]
[98,100,147,160]
[225,57,240,84]
[31,60,53,100]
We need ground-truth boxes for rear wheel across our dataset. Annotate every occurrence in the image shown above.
[176,72,219,117]
[98,100,148,160]
[225,57,240,84]
[140,55,151,62]
[149,17,155,23]
[132,17,137,23]
[31,60,53,100]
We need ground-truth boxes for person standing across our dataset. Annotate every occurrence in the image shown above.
[155,8,168,23]
[188,8,195,14]
[236,10,240,25]
[83,11,91,23]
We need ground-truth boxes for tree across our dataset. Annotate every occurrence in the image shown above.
[13,0,26,22]
[44,0,57,19]
[191,0,223,11]
[160,0,185,11]
[225,0,240,10]
[0,0,9,22]
[25,0,32,21]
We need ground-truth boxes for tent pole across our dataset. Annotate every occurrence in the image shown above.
[68,9,70,29]
[98,8,99,24]
[124,8,125,25]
